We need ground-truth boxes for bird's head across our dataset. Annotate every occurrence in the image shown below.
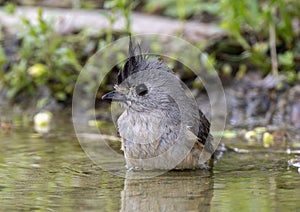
[102,38,181,113]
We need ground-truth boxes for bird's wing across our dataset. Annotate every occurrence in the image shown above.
[197,110,214,154]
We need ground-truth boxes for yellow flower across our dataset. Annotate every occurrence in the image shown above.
[263,132,274,148]
[28,63,47,77]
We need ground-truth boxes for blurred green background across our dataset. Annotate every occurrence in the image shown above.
[0,0,299,110]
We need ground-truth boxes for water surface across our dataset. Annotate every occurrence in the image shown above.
[0,115,299,211]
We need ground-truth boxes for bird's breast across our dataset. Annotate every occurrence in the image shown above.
[117,110,169,145]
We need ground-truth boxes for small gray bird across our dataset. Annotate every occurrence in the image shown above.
[102,38,214,170]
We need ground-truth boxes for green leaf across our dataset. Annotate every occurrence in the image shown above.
[278,51,294,67]
[37,97,49,109]
[55,91,67,101]
[3,2,16,14]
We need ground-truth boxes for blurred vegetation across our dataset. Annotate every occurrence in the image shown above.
[213,0,300,81]
[0,0,299,107]
[103,0,135,35]
[143,0,218,20]
[143,0,300,82]
[0,8,84,103]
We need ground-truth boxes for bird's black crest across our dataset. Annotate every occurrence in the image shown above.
[117,37,171,85]
[117,37,145,85]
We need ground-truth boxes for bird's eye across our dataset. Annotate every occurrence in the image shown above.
[136,83,148,96]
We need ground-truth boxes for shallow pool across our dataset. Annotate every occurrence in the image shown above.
[0,114,299,211]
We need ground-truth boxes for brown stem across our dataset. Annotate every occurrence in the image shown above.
[269,22,278,76]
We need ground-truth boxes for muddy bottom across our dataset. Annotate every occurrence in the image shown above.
[0,115,299,211]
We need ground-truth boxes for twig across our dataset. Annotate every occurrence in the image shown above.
[226,145,300,154]
[77,133,120,141]
[269,20,278,76]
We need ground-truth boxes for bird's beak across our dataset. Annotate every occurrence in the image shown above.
[102,90,127,102]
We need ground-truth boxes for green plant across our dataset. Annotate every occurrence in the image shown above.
[219,0,299,48]
[1,8,82,102]
[0,45,8,73]
[144,0,218,20]
[217,0,300,76]
[103,0,135,38]
[3,2,16,14]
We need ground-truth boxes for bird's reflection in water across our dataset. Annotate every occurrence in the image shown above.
[121,170,213,212]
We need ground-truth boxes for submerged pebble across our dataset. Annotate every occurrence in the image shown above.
[288,157,300,174]
[244,130,257,142]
